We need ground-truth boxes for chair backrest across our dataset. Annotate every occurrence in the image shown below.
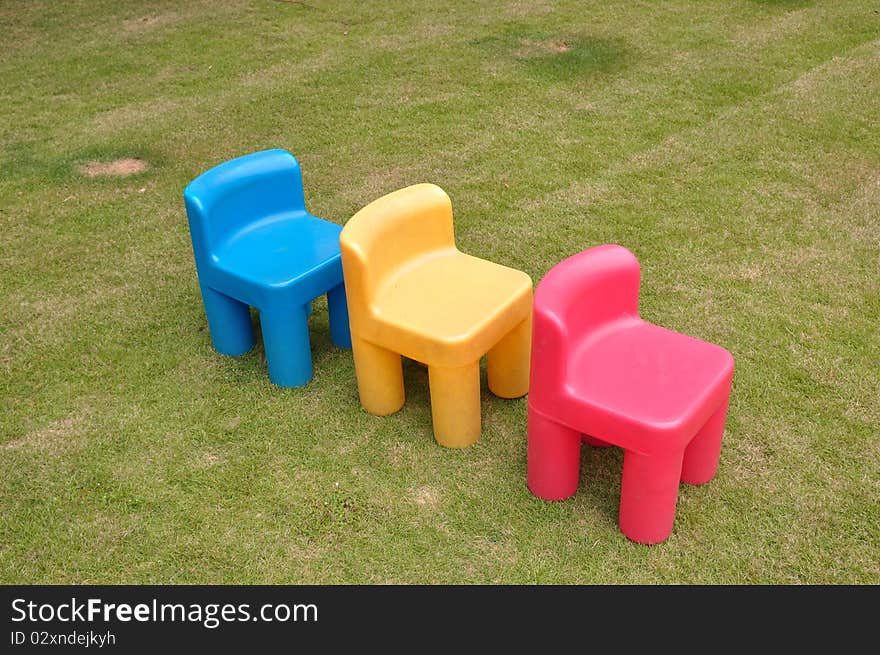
[531,245,641,389]
[340,184,456,329]
[183,149,307,264]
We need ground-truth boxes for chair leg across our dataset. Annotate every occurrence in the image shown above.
[527,408,582,500]
[681,397,730,485]
[619,450,684,544]
[487,315,531,399]
[327,283,352,349]
[260,305,313,387]
[428,362,481,448]
[200,285,254,356]
[583,434,612,448]
[351,337,404,416]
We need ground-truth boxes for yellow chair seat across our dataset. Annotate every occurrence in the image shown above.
[372,250,533,367]
[340,183,533,448]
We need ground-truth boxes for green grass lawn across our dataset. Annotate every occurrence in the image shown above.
[1,0,878,584]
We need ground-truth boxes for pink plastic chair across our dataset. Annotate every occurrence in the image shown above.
[527,245,734,544]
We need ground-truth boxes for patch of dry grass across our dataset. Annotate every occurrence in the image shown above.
[78,158,149,177]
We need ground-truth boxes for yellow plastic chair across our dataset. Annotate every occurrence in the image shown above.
[340,184,533,448]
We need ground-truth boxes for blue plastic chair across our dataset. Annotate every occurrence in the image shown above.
[183,149,351,387]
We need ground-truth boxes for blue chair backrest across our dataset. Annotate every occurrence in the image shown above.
[184,149,307,263]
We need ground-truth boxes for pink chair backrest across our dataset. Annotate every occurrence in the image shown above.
[530,245,641,400]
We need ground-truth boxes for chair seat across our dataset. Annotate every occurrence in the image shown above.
[371,250,532,365]
[566,318,733,441]
[213,213,342,288]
